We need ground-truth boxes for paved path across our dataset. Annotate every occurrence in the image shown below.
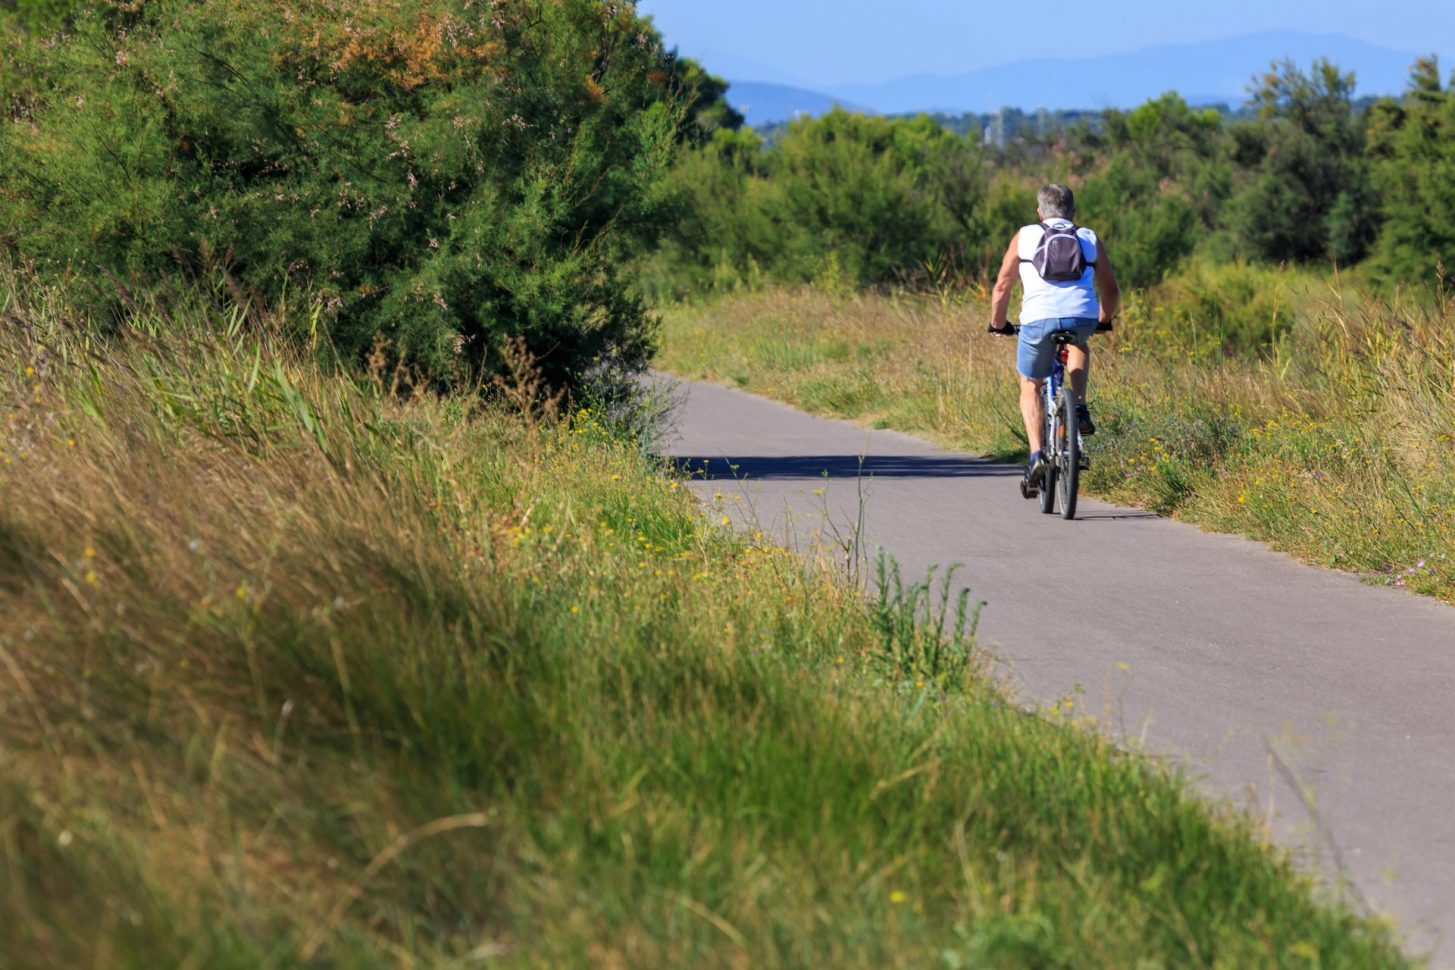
[663,377,1455,965]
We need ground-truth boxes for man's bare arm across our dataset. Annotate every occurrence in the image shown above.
[988,232,1021,331]
[1093,241,1121,324]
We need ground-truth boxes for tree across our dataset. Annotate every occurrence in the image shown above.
[761,110,988,286]
[1076,93,1224,286]
[1367,57,1455,284]
[649,109,992,291]
[1224,59,1380,265]
[0,0,82,31]
[0,0,705,392]
[669,57,744,144]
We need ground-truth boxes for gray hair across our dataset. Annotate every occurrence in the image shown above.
[1037,184,1076,219]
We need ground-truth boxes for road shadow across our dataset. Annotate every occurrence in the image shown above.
[670,454,1021,481]
[1073,510,1161,522]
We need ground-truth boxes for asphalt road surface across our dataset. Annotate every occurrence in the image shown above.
[663,376,1455,965]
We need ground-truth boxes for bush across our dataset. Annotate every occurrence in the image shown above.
[0,0,698,392]
[649,110,991,294]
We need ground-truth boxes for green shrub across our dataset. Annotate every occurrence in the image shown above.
[1133,260,1316,358]
[0,0,700,391]
[649,110,991,294]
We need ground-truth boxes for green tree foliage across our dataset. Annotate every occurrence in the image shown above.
[0,0,84,32]
[651,109,990,293]
[1224,59,1380,265]
[771,111,987,285]
[1367,57,1455,283]
[0,0,706,391]
[1075,94,1225,287]
[672,58,745,144]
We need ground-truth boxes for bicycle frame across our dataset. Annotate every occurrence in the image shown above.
[1045,347,1066,418]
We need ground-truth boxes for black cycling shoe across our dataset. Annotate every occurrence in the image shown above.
[1076,404,1096,436]
[1023,451,1047,492]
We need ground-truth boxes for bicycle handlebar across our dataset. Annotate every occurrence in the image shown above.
[987,317,1116,336]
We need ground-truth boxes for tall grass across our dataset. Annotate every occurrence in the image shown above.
[657,264,1455,602]
[0,269,1413,966]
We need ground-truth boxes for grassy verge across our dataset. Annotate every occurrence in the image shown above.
[0,273,1413,967]
[658,265,1455,602]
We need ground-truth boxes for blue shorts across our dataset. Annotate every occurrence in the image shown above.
[1016,317,1098,381]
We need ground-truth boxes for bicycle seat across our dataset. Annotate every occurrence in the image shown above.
[1051,332,1079,345]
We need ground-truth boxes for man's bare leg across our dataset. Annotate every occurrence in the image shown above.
[1020,377,1045,454]
[1067,344,1090,406]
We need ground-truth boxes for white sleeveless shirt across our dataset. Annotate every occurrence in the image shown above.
[1017,220,1100,323]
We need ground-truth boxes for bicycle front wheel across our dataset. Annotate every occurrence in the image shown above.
[1056,390,1079,520]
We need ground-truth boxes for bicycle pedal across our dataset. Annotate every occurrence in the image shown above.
[1079,455,1091,470]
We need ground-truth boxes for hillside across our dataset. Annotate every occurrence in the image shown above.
[725,80,872,127]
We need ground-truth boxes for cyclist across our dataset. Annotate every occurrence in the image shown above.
[987,183,1120,490]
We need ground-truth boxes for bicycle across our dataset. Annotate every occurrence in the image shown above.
[993,322,1109,521]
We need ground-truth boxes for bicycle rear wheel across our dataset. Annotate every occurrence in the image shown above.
[1056,389,1079,520]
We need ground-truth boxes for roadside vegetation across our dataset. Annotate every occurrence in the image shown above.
[0,264,1414,968]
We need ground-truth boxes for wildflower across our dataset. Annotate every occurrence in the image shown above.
[570,605,581,615]
[721,515,730,525]
[83,547,95,559]
[889,890,908,905]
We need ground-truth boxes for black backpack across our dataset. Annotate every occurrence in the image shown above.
[1028,222,1094,282]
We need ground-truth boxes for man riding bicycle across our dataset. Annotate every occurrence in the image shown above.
[987,184,1121,490]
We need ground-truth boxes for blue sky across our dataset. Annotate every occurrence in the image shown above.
[636,0,1455,87]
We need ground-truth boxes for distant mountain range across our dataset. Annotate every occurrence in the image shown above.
[725,82,871,128]
[720,31,1423,125]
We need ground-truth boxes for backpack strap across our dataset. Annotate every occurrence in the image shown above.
[1018,223,1048,264]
